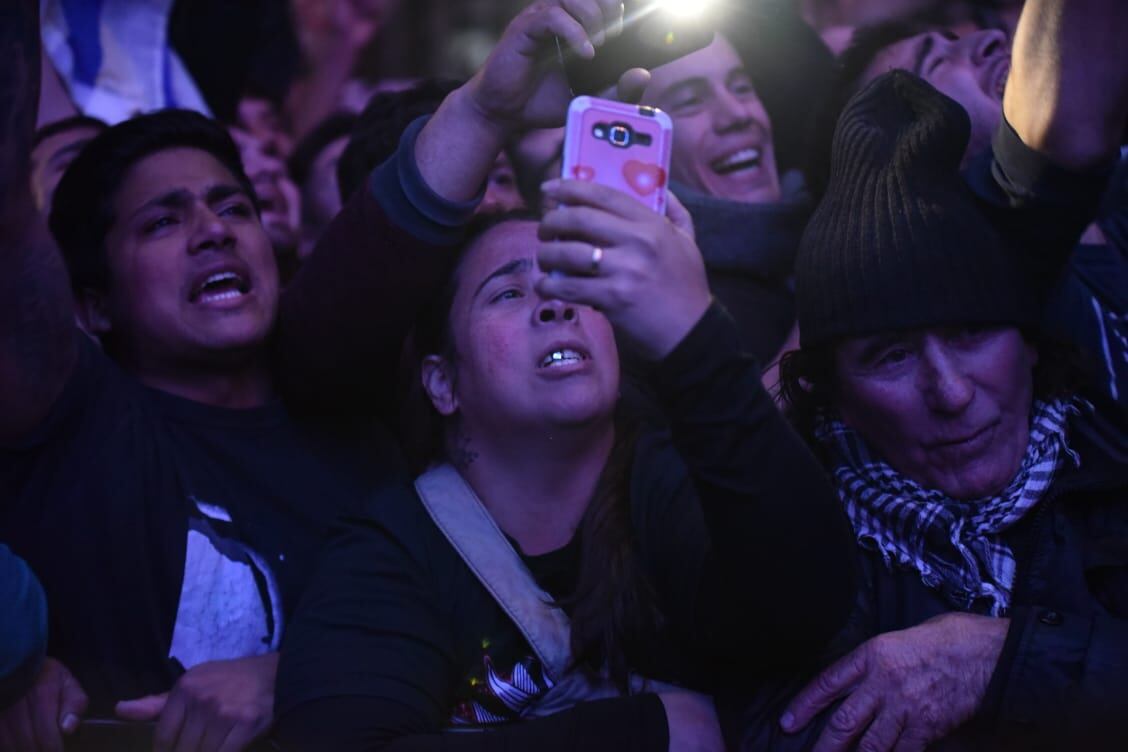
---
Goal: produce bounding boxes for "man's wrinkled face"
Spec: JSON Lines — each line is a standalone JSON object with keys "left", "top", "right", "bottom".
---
{"left": 97, "top": 148, "right": 279, "bottom": 365}
{"left": 833, "top": 325, "right": 1037, "bottom": 500}
{"left": 30, "top": 126, "right": 102, "bottom": 214}
{"left": 862, "top": 29, "right": 1010, "bottom": 161}
{"left": 642, "top": 34, "right": 780, "bottom": 204}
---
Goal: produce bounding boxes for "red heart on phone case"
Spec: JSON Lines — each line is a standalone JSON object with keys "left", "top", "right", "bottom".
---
{"left": 572, "top": 165, "right": 595, "bottom": 181}
{"left": 622, "top": 160, "right": 667, "bottom": 196}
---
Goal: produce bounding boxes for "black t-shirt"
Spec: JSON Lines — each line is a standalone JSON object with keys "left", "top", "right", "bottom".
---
{"left": 0, "top": 334, "right": 404, "bottom": 713}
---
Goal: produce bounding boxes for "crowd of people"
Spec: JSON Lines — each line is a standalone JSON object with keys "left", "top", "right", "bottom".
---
{"left": 2, "top": 0, "right": 1126, "bottom": 750}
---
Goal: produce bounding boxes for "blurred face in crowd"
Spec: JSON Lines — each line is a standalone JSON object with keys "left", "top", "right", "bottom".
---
{"left": 833, "top": 325, "right": 1037, "bottom": 500}
{"left": 423, "top": 221, "right": 619, "bottom": 438}
{"left": 861, "top": 29, "right": 1010, "bottom": 160}
{"left": 642, "top": 34, "right": 781, "bottom": 204}
{"left": 236, "top": 96, "right": 294, "bottom": 158}
{"left": 89, "top": 147, "right": 279, "bottom": 366}
{"left": 30, "top": 123, "right": 103, "bottom": 214}
{"left": 303, "top": 134, "right": 349, "bottom": 232}
{"left": 230, "top": 126, "right": 301, "bottom": 263}
{"left": 480, "top": 152, "right": 526, "bottom": 215}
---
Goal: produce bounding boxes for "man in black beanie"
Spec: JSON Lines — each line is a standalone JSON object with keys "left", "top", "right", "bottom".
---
{"left": 726, "top": 70, "right": 1128, "bottom": 752}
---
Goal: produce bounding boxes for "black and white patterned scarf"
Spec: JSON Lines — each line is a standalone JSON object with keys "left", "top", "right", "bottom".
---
{"left": 815, "top": 399, "right": 1081, "bottom": 615}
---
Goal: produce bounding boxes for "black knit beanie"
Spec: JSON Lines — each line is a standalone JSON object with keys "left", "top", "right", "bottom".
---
{"left": 795, "top": 70, "right": 1038, "bottom": 349}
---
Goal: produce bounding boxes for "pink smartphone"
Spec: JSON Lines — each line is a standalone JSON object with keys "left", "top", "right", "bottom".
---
{"left": 560, "top": 96, "right": 674, "bottom": 214}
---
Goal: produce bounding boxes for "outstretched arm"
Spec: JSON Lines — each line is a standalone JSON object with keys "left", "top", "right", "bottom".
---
{"left": 0, "top": 0, "right": 77, "bottom": 445}
{"left": 1004, "top": 0, "right": 1128, "bottom": 170}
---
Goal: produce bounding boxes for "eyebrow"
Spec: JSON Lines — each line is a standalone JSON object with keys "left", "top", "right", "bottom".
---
{"left": 474, "top": 258, "right": 532, "bottom": 298}
{"left": 856, "top": 334, "right": 908, "bottom": 363}
{"left": 128, "top": 183, "right": 249, "bottom": 222}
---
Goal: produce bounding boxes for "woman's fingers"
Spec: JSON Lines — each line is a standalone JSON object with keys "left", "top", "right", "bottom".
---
{"left": 666, "top": 190, "right": 695, "bottom": 238}
{"left": 538, "top": 204, "right": 638, "bottom": 247}
{"left": 537, "top": 240, "right": 617, "bottom": 277}
{"left": 541, "top": 177, "right": 656, "bottom": 219}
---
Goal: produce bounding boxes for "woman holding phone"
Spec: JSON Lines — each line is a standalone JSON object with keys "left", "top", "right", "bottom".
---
{"left": 274, "top": 2, "right": 856, "bottom": 749}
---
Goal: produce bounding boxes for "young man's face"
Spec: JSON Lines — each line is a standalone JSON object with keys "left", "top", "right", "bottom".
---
{"left": 862, "top": 29, "right": 1010, "bottom": 161}
{"left": 642, "top": 34, "right": 780, "bottom": 204}
{"left": 30, "top": 125, "right": 103, "bottom": 214}
{"left": 95, "top": 147, "right": 280, "bottom": 366}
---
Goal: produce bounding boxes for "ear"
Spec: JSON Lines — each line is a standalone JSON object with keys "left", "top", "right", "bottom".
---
{"left": 74, "top": 288, "right": 112, "bottom": 336}
{"left": 421, "top": 355, "right": 459, "bottom": 416}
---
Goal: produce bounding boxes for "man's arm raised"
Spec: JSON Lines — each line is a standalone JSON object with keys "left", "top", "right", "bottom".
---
{"left": 1004, "top": 0, "right": 1128, "bottom": 170}
{"left": 0, "top": 0, "right": 77, "bottom": 445}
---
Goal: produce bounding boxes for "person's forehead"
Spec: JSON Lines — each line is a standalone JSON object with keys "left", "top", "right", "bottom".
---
{"left": 645, "top": 34, "right": 742, "bottom": 95}
{"left": 114, "top": 147, "right": 240, "bottom": 210}
{"left": 460, "top": 222, "right": 538, "bottom": 283}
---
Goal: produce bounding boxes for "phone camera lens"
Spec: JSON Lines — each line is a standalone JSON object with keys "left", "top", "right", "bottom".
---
{"left": 609, "top": 124, "right": 631, "bottom": 147}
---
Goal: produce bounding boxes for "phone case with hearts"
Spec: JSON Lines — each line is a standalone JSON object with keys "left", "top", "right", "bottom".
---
{"left": 561, "top": 96, "right": 674, "bottom": 215}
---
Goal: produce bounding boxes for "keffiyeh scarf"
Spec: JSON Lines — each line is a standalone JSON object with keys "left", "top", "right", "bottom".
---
{"left": 815, "top": 399, "right": 1081, "bottom": 616}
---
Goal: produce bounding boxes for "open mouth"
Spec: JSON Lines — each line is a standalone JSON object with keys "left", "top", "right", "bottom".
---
{"left": 190, "top": 270, "right": 252, "bottom": 304}
{"left": 538, "top": 347, "right": 590, "bottom": 369}
{"left": 991, "top": 59, "right": 1010, "bottom": 101}
{"left": 711, "top": 147, "right": 762, "bottom": 176}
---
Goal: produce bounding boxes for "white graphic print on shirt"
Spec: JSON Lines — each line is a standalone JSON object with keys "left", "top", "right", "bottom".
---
{"left": 168, "top": 498, "right": 283, "bottom": 668}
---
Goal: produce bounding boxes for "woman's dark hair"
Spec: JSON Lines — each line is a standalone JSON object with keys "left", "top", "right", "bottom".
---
{"left": 48, "top": 109, "right": 256, "bottom": 296}
{"left": 399, "top": 212, "right": 661, "bottom": 685}
{"left": 779, "top": 328, "right": 1092, "bottom": 440}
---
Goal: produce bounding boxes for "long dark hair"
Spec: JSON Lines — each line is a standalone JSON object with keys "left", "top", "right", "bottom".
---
{"left": 399, "top": 212, "right": 661, "bottom": 686}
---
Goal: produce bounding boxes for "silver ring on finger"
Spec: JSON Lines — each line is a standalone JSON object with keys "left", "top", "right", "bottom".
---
{"left": 590, "top": 245, "right": 604, "bottom": 275}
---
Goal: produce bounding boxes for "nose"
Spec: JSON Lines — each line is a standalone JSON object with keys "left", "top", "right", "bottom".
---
{"left": 534, "top": 297, "right": 578, "bottom": 325}
{"left": 919, "top": 339, "right": 974, "bottom": 414}
{"left": 965, "top": 29, "right": 1007, "bottom": 67}
{"left": 712, "top": 88, "right": 756, "bottom": 134}
{"left": 189, "top": 205, "right": 235, "bottom": 255}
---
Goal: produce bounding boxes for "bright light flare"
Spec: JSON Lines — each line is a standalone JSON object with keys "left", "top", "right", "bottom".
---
{"left": 654, "top": 0, "right": 715, "bottom": 20}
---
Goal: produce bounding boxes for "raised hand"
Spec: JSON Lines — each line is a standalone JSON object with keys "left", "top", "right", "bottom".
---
{"left": 781, "top": 612, "right": 1008, "bottom": 752}
{"left": 536, "top": 179, "right": 711, "bottom": 360}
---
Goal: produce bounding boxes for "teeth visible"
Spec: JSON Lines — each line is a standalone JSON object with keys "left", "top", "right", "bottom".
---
{"left": 199, "top": 289, "right": 243, "bottom": 302}
{"left": 541, "top": 349, "right": 584, "bottom": 368}
{"left": 205, "top": 272, "right": 239, "bottom": 286}
{"left": 712, "top": 148, "right": 761, "bottom": 173}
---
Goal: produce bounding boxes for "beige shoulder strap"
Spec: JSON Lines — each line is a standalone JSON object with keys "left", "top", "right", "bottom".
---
{"left": 414, "top": 463, "right": 573, "bottom": 681}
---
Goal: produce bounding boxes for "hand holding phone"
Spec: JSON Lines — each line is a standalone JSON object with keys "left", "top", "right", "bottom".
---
{"left": 560, "top": 96, "right": 673, "bottom": 214}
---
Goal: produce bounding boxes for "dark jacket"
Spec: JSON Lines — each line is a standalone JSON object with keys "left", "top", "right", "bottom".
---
{"left": 725, "top": 402, "right": 1128, "bottom": 751}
